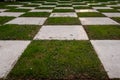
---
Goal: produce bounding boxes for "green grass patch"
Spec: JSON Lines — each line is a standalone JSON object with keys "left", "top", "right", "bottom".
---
{"left": 7, "top": 40, "right": 108, "bottom": 80}
{"left": 0, "top": 16, "right": 15, "bottom": 25}
{"left": 44, "top": 17, "right": 81, "bottom": 25}
{"left": 111, "top": 6, "right": 120, "bottom": 9}
{"left": 53, "top": 9, "right": 75, "bottom": 12}
{"left": 84, "top": 25, "right": 120, "bottom": 40}
{"left": 74, "top": 6, "right": 92, "bottom": 9}
{"left": 21, "top": 12, "right": 50, "bottom": 17}
{"left": 97, "top": 9, "right": 120, "bottom": 12}
{"left": 77, "top": 12, "right": 105, "bottom": 17}
{"left": 36, "top": 7, "right": 54, "bottom": 9}
{"left": 5, "top": 9, "right": 30, "bottom": 12}
{"left": 0, "top": 24, "right": 40, "bottom": 40}
{"left": 111, "top": 17, "right": 120, "bottom": 23}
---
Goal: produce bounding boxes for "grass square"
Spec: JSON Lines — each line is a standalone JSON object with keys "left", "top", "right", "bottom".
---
{"left": 97, "top": 9, "right": 120, "bottom": 12}
{"left": 111, "top": 17, "right": 120, "bottom": 23}
{"left": 36, "top": 7, "right": 54, "bottom": 9}
{"left": 5, "top": 9, "right": 30, "bottom": 12}
{"left": 21, "top": 12, "right": 50, "bottom": 17}
{"left": 53, "top": 9, "right": 75, "bottom": 12}
{"left": 111, "top": 6, "right": 120, "bottom": 9}
{"left": 44, "top": 17, "right": 81, "bottom": 25}
{"left": 0, "top": 16, "right": 15, "bottom": 25}
{"left": 7, "top": 40, "right": 108, "bottom": 80}
{"left": 77, "top": 12, "right": 106, "bottom": 17}
{"left": 0, "top": 24, "right": 40, "bottom": 40}
{"left": 84, "top": 25, "right": 120, "bottom": 39}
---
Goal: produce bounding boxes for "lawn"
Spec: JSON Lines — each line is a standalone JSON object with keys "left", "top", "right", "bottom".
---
{"left": 7, "top": 40, "right": 108, "bottom": 80}
{"left": 111, "top": 17, "right": 120, "bottom": 23}
{"left": 21, "top": 12, "right": 50, "bottom": 17}
{"left": 53, "top": 9, "right": 75, "bottom": 12}
{"left": 84, "top": 25, "right": 120, "bottom": 40}
{"left": 5, "top": 9, "right": 30, "bottom": 12}
{"left": 0, "top": 25, "right": 40, "bottom": 40}
{"left": 77, "top": 12, "right": 106, "bottom": 17}
{"left": 44, "top": 17, "right": 81, "bottom": 25}
{"left": 0, "top": 16, "right": 15, "bottom": 25}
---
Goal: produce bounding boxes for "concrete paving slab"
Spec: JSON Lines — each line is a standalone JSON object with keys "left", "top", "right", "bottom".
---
{"left": 91, "top": 40, "right": 120, "bottom": 79}
{"left": 102, "top": 13, "right": 120, "bottom": 17}
{"left": 92, "top": 7, "right": 112, "bottom": 9}
{"left": 55, "top": 7, "right": 73, "bottom": 9}
{"left": 0, "top": 12, "right": 24, "bottom": 17}
{"left": 34, "top": 25, "right": 88, "bottom": 40}
{"left": 0, "top": 9, "right": 8, "bottom": 12}
{"left": 75, "top": 9, "right": 98, "bottom": 12}
{"left": 6, "top": 17, "right": 47, "bottom": 25}
{"left": 50, "top": 13, "right": 77, "bottom": 17}
{"left": 7, "top": 5, "right": 23, "bottom": 7}
{"left": 17, "top": 7, "right": 35, "bottom": 9}
{"left": 0, "top": 40, "right": 30, "bottom": 78}
{"left": 79, "top": 17, "right": 119, "bottom": 25}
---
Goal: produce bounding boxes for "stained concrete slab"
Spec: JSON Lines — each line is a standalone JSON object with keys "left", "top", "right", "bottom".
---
{"left": 102, "top": 13, "right": 120, "bottom": 17}
{"left": 0, "top": 12, "right": 24, "bottom": 17}
{"left": 17, "top": 7, "right": 35, "bottom": 9}
{"left": 7, "top": 5, "right": 23, "bottom": 7}
{"left": 87, "top": 3, "right": 102, "bottom": 5}
{"left": 0, "top": 9, "right": 8, "bottom": 12}
{"left": 73, "top": 5, "right": 89, "bottom": 7}
{"left": 0, "top": 40, "right": 30, "bottom": 78}
{"left": 107, "top": 5, "right": 120, "bottom": 7}
{"left": 55, "top": 7, "right": 73, "bottom": 9}
{"left": 91, "top": 40, "right": 120, "bottom": 79}
{"left": 75, "top": 9, "right": 98, "bottom": 12}
{"left": 40, "top": 5, "right": 56, "bottom": 7}
{"left": 79, "top": 17, "right": 119, "bottom": 25}
{"left": 34, "top": 25, "right": 88, "bottom": 40}
{"left": 92, "top": 7, "right": 112, "bottom": 9}
{"left": 30, "top": 9, "right": 53, "bottom": 12}
{"left": 6, "top": 17, "right": 47, "bottom": 25}
{"left": 50, "top": 13, "right": 77, "bottom": 17}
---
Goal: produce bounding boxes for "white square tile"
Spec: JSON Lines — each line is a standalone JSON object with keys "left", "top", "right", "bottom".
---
{"left": 7, "top": 5, "right": 23, "bottom": 7}
{"left": 92, "top": 7, "right": 112, "bottom": 9}
{"left": 91, "top": 40, "right": 120, "bottom": 79}
{"left": 40, "top": 5, "right": 56, "bottom": 7}
{"left": 102, "top": 13, "right": 120, "bottom": 17}
{"left": 0, "top": 40, "right": 30, "bottom": 78}
{"left": 34, "top": 25, "right": 88, "bottom": 40}
{"left": 107, "top": 5, "right": 120, "bottom": 7}
{"left": 73, "top": 5, "right": 89, "bottom": 7}
{"left": 55, "top": 7, "right": 73, "bottom": 9}
{"left": 50, "top": 13, "right": 77, "bottom": 17}
{"left": 79, "top": 17, "right": 119, "bottom": 25}
{"left": 0, "top": 9, "right": 8, "bottom": 12}
{"left": 6, "top": 17, "right": 47, "bottom": 25}
{"left": 17, "top": 7, "right": 35, "bottom": 9}
{"left": 0, "top": 12, "right": 24, "bottom": 17}
{"left": 87, "top": 3, "right": 102, "bottom": 5}
{"left": 75, "top": 9, "right": 98, "bottom": 12}
{"left": 30, "top": 9, "right": 52, "bottom": 12}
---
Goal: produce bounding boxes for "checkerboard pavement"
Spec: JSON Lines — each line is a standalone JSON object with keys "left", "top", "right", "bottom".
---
{"left": 0, "top": 0, "right": 120, "bottom": 79}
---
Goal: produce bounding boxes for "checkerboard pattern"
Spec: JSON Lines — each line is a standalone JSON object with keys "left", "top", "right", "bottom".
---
{"left": 0, "top": 0, "right": 120, "bottom": 79}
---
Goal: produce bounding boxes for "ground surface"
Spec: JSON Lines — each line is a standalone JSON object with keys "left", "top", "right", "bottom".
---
{"left": 0, "top": 0, "right": 120, "bottom": 80}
